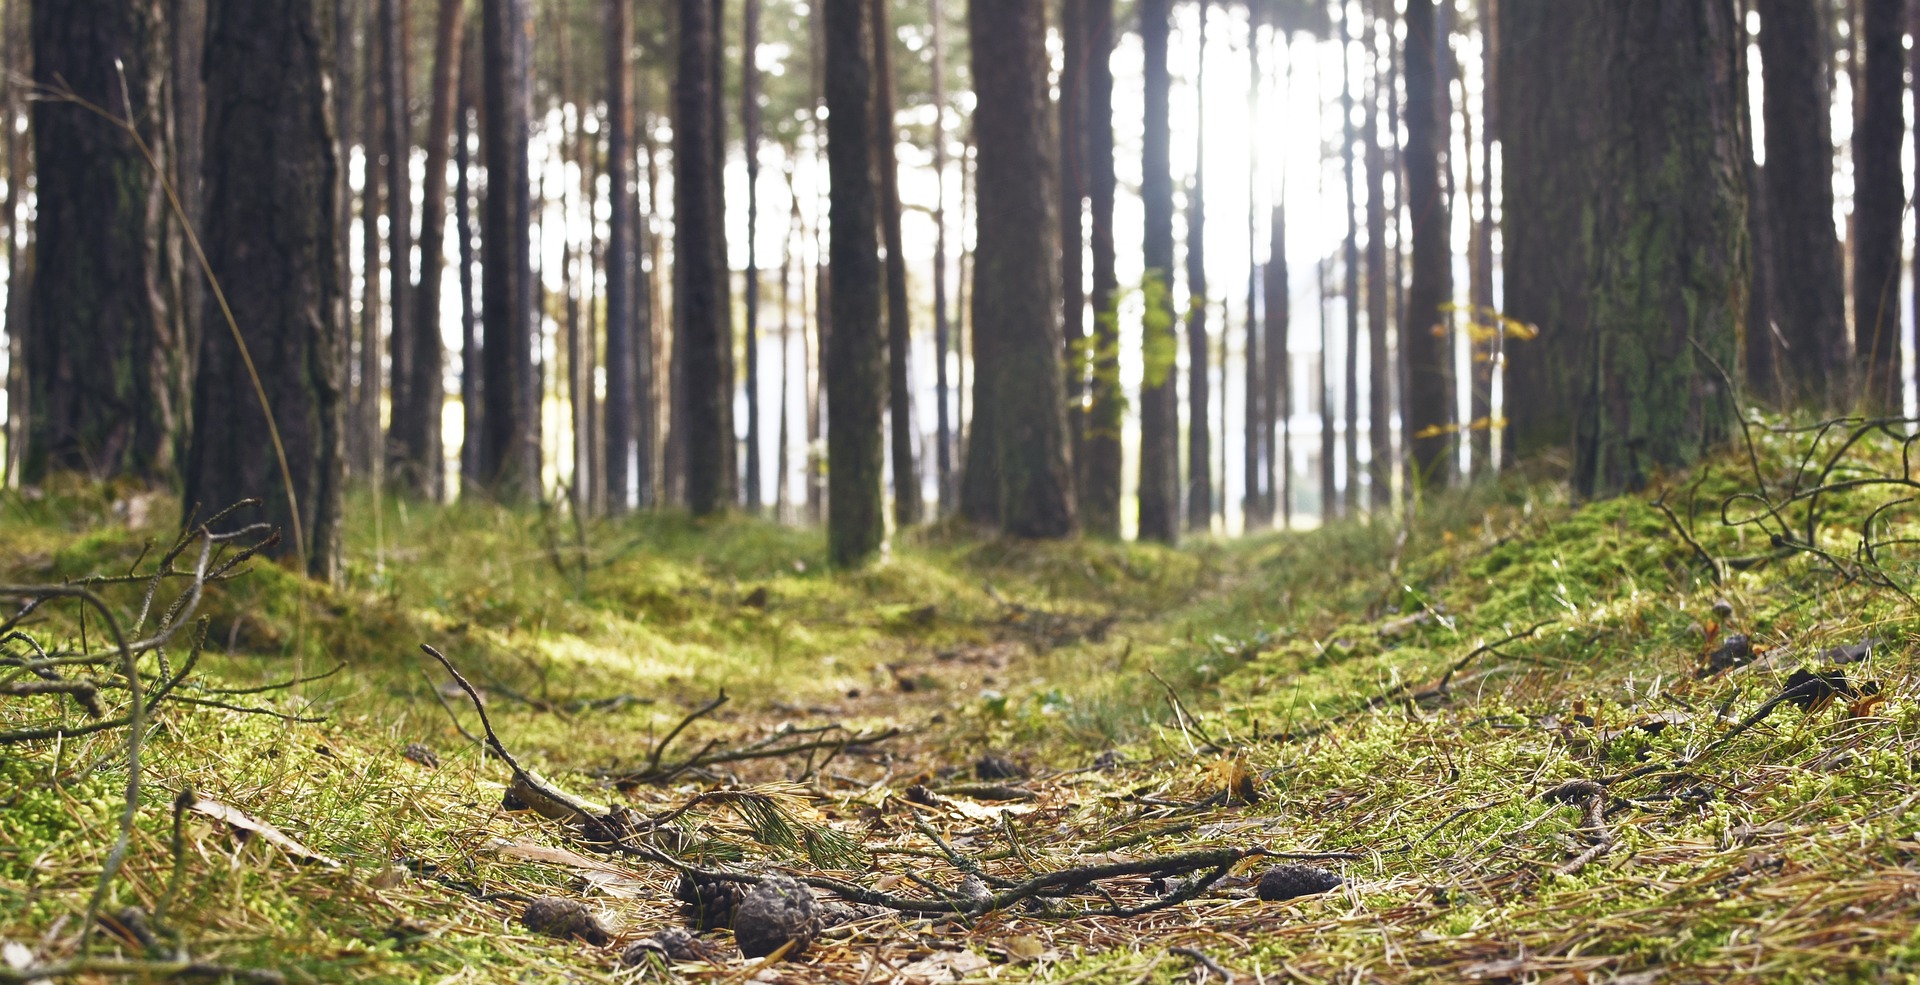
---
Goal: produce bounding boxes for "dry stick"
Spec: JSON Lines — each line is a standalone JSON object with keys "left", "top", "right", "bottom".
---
{"left": 1169, "top": 946, "right": 1237, "bottom": 985}
{"left": 643, "top": 690, "right": 729, "bottom": 776}
{"left": 1652, "top": 495, "right": 1725, "bottom": 584}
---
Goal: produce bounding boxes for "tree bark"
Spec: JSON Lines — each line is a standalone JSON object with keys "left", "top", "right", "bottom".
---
{"left": 872, "top": 0, "right": 918, "bottom": 525}
{"left": 189, "top": 0, "right": 344, "bottom": 579}
{"left": 675, "top": 0, "right": 733, "bottom": 515}
{"left": 1080, "top": 0, "right": 1122, "bottom": 537}
{"left": 1574, "top": 0, "right": 1747, "bottom": 497}
{"left": 1, "top": 0, "right": 29, "bottom": 487}
{"left": 456, "top": 35, "right": 481, "bottom": 492}
{"left": 1363, "top": 3, "right": 1391, "bottom": 507}
{"left": 972, "top": 0, "right": 1077, "bottom": 538}
{"left": 1061, "top": 0, "right": 1088, "bottom": 492}
{"left": 1137, "top": 0, "right": 1179, "bottom": 544}
{"left": 824, "top": 0, "right": 885, "bottom": 563}
{"left": 398, "top": 0, "right": 462, "bottom": 500}
{"left": 1403, "top": 0, "right": 1452, "bottom": 492}
{"left": 381, "top": 0, "right": 417, "bottom": 486}
{"left": 1855, "top": 0, "right": 1903, "bottom": 409}
{"left": 1185, "top": 0, "right": 1212, "bottom": 533}
{"left": 479, "top": 0, "right": 538, "bottom": 500}
{"left": 26, "top": 0, "right": 173, "bottom": 484}
{"left": 604, "top": 0, "right": 635, "bottom": 512}
{"left": 358, "top": 9, "right": 384, "bottom": 482}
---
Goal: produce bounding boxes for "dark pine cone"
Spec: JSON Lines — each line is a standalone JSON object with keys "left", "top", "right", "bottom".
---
{"left": 520, "top": 897, "right": 612, "bottom": 946}
{"left": 732, "top": 875, "right": 821, "bottom": 960}
{"left": 674, "top": 872, "right": 748, "bottom": 931}
{"left": 620, "top": 926, "right": 721, "bottom": 966}
{"left": 975, "top": 753, "right": 1026, "bottom": 780}
{"left": 1255, "top": 863, "right": 1343, "bottom": 902}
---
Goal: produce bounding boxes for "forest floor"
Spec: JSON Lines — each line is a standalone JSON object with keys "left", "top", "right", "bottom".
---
{"left": 5, "top": 418, "right": 1920, "bottom": 984}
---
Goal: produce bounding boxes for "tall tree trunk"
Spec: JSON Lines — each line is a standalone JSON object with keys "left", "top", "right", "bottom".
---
{"left": 1340, "top": 0, "right": 1361, "bottom": 509}
{"left": 1756, "top": 0, "right": 1844, "bottom": 406}
{"left": 1081, "top": 0, "right": 1122, "bottom": 537}
{"left": 26, "top": 0, "right": 173, "bottom": 484}
{"left": 1266, "top": 203, "right": 1290, "bottom": 528}
{"left": 1243, "top": 18, "right": 1266, "bottom": 529}
{"left": 1061, "top": 0, "right": 1087, "bottom": 490}
{"left": 359, "top": 10, "right": 385, "bottom": 483}
{"left": 381, "top": 0, "right": 417, "bottom": 484}
{"left": 1403, "top": 0, "right": 1452, "bottom": 491}
{"left": 637, "top": 80, "right": 659, "bottom": 508}
{"left": 1, "top": 0, "right": 30, "bottom": 487}
{"left": 1499, "top": 1, "right": 1600, "bottom": 462}
{"left": 1855, "top": 0, "right": 1903, "bottom": 409}
{"left": 1740, "top": 0, "right": 1778, "bottom": 405}
{"left": 824, "top": 0, "right": 885, "bottom": 562}
{"left": 190, "top": 0, "right": 344, "bottom": 579}
{"left": 1574, "top": 0, "right": 1747, "bottom": 497}
{"left": 172, "top": 0, "right": 207, "bottom": 422}
{"left": 1320, "top": 256, "right": 1336, "bottom": 520}
{"left": 479, "top": 0, "right": 538, "bottom": 500}
{"left": 399, "top": 0, "right": 463, "bottom": 501}
{"left": 1470, "top": 0, "right": 1496, "bottom": 474}
{"left": 1137, "top": 0, "right": 1179, "bottom": 544}
{"left": 676, "top": 0, "right": 732, "bottom": 515}
{"left": 1185, "top": 0, "right": 1212, "bottom": 533}
{"left": 972, "top": 0, "right": 1077, "bottom": 537}
{"left": 604, "top": 0, "right": 635, "bottom": 512}
{"left": 743, "top": 0, "right": 764, "bottom": 513}
{"left": 872, "top": 0, "right": 919, "bottom": 525}
{"left": 777, "top": 180, "right": 798, "bottom": 519}
{"left": 456, "top": 37, "right": 481, "bottom": 492}
{"left": 1364, "top": 3, "right": 1391, "bottom": 507}
{"left": 932, "top": 0, "right": 954, "bottom": 513}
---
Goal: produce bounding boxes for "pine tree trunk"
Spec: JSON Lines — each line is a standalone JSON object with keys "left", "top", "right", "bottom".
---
{"left": 1364, "top": 3, "right": 1392, "bottom": 507}
{"left": 1, "top": 0, "right": 29, "bottom": 487}
{"left": 1185, "top": 0, "right": 1212, "bottom": 533}
{"left": 872, "top": 0, "right": 918, "bottom": 525}
{"left": 603, "top": 0, "right": 635, "bottom": 512}
{"left": 1403, "top": 0, "right": 1453, "bottom": 492}
{"left": 26, "top": 0, "right": 173, "bottom": 484}
{"left": 479, "top": 0, "right": 538, "bottom": 500}
{"left": 398, "top": 0, "right": 462, "bottom": 501}
{"left": 675, "top": 0, "right": 732, "bottom": 515}
{"left": 1137, "top": 0, "right": 1179, "bottom": 544}
{"left": 1574, "top": 0, "right": 1748, "bottom": 497}
{"left": 973, "top": 0, "right": 1077, "bottom": 538}
{"left": 743, "top": 0, "right": 764, "bottom": 513}
{"left": 1855, "top": 0, "right": 1903, "bottom": 408}
{"left": 1243, "top": 19, "right": 1266, "bottom": 529}
{"left": 189, "top": 0, "right": 344, "bottom": 579}
{"left": 1266, "top": 204, "right": 1289, "bottom": 527}
{"left": 931, "top": 0, "right": 954, "bottom": 513}
{"left": 381, "top": 0, "right": 416, "bottom": 486}
{"left": 456, "top": 37, "right": 480, "bottom": 491}
{"left": 1340, "top": 0, "right": 1362, "bottom": 509}
{"left": 1081, "top": 0, "right": 1122, "bottom": 537}
{"left": 1061, "top": 0, "right": 1087, "bottom": 489}
{"left": 824, "top": 0, "right": 885, "bottom": 562}
{"left": 359, "top": 12, "right": 385, "bottom": 483}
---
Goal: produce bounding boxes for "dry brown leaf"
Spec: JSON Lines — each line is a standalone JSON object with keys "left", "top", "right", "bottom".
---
{"left": 189, "top": 797, "right": 340, "bottom": 868}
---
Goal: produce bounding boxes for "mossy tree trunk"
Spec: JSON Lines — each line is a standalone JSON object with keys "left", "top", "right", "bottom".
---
{"left": 824, "top": 0, "right": 885, "bottom": 564}
{"left": 1136, "top": 0, "right": 1179, "bottom": 544}
{"left": 972, "top": 0, "right": 1077, "bottom": 538}
{"left": 1853, "top": 0, "right": 1903, "bottom": 410}
{"left": 1080, "top": 0, "right": 1123, "bottom": 538}
{"left": 1572, "top": 0, "right": 1748, "bottom": 498}
{"left": 1756, "top": 0, "right": 1846, "bottom": 407}
{"left": 26, "top": 0, "right": 175, "bottom": 484}
{"left": 188, "top": 0, "right": 345, "bottom": 580}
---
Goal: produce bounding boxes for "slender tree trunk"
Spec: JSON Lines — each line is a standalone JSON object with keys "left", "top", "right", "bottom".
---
{"left": 1403, "top": 0, "right": 1453, "bottom": 492}
{"left": 824, "top": 0, "right": 885, "bottom": 562}
{"left": 872, "top": 0, "right": 918, "bottom": 525}
{"left": 190, "top": 0, "right": 344, "bottom": 579}
{"left": 1, "top": 0, "right": 29, "bottom": 487}
{"left": 676, "top": 0, "right": 732, "bottom": 515}
{"left": 1061, "top": 0, "right": 1088, "bottom": 487}
{"left": 744, "top": 0, "right": 764, "bottom": 513}
{"left": 173, "top": 0, "right": 207, "bottom": 419}
{"left": 1266, "top": 204, "right": 1289, "bottom": 528}
{"left": 1856, "top": 0, "right": 1903, "bottom": 409}
{"left": 777, "top": 180, "right": 798, "bottom": 519}
{"left": 1185, "top": 0, "right": 1212, "bottom": 533}
{"left": 26, "top": 0, "right": 173, "bottom": 484}
{"left": 359, "top": 11, "right": 385, "bottom": 483}
{"left": 381, "top": 0, "right": 416, "bottom": 483}
{"left": 1739, "top": 1, "right": 1778, "bottom": 405}
{"left": 1364, "top": 3, "right": 1391, "bottom": 507}
{"left": 1320, "top": 257, "right": 1336, "bottom": 520}
{"left": 456, "top": 36, "right": 480, "bottom": 491}
{"left": 1340, "top": 0, "right": 1361, "bottom": 510}
{"left": 1081, "top": 0, "right": 1122, "bottom": 537}
{"left": 578, "top": 107, "right": 599, "bottom": 515}
{"left": 1471, "top": 0, "right": 1497, "bottom": 474}
{"left": 604, "top": 0, "right": 635, "bottom": 512}
{"left": 479, "top": 0, "right": 538, "bottom": 500}
{"left": 972, "top": 0, "right": 1077, "bottom": 538}
{"left": 1137, "top": 0, "right": 1179, "bottom": 544}
{"left": 1243, "top": 19, "right": 1265, "bottom": 529}
{"left": 1574, "top": 0, "right": 1748, "bottom": 497}
{"left": 397, "top": 0, "right": 462, "bottom": 501}
{"left": 932, "top": 0, "right": 954, "bottom": 512}
{"left": 637, "top": 83, "right": 659, "bottom": 507}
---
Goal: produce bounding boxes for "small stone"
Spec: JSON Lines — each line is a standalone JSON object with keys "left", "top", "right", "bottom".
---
{"left": 732, "top": 875, "right": 820, "bottom": 960}
{"left": 975, "top": 753, "right": 1025, "bottom": 780}
{"left": 402, "top": 743, "right": 440, "bottom": 769}
{"left": 520, "top": 897, "right": 611, "bottom": 946}
{"left": 1255, "top": 864, "right": 1342, "bottom": 902}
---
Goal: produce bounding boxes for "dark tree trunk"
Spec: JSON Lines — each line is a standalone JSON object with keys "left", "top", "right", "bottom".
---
{"left": 1081, "top": 0, "right": 1122, "bottom": 537}
{"left": 1403, "top": 0, "right": 1453, "bottom": 492}
{"left": 1855, "top": 0, "right": 1903, "bottom": 409}
{"left": 397, "top": 0, "right": 462, "bottom": 500}
{"left": 1740, "top": 2, "right": 1778, "bottom": 404}
{"left": 172, "top": 0, "right": 207, "bottom": 414}
{"left": 381, "top": 0, "right": 416, "bottom": 485}
{"left": 743, "top": 0, "right": 764, "bottom": 513}
{"left": 479, "top": 0, "right": 538, "bottom": 499}
{"left": 26, "top": 0, "right": 173, "bottom": 483}
{"left": 637, "top": 79, "right": 659, "bottom": 508}
{"left": 1185, "top": 0, "right": 1211, "bottom": 533}
{"left": 1499, "top": 0, "right": 1602, "bottom": 462}
{"left": 2, "top": 0, "right": 29, "bottom": 487}
{"left": 1266, "top": 204, "right": 1290, "bottom": 527}
{"left": 1469, "top": 0, "right": 1496, "bottom": 476}
{"left": 1320, "top": 257, "right": 1336, "bottom": 521}
{"left": 1340, "top": 0, "right": 1361, "bottom": 508}
{"left": 1364, "top": 3, "right": 1391, "bottom": 507}
{"left": 1137, "top": 0, "right": 1179, "bottom": 544}
{"left": 1061, "top": 0, "right": 1087, "bottom": 488}
{"left": 872, "top": 0, "right": 918, "bottom": 525}
{"left": 358, "top": 9, "right": 384, "bottom": 482}
{"left": 1574, "top": 0, "right": 1748, "bottom": 497}
{"left": 971, "top": 0, "right": 1077, "bottom": 538}
{"left": 676, "top": 0, "right": 732, "bottom": 515}
{"left": 189, "top": 0, "right": 344, "bottom": 579}
{"left": 1754, "top": 0, "right": 1844, "bottom": 405}
{"left": 1243, "top": 20, "right": 1266, "bottom": 529}
{"left": 932, "top": 0, "right": 954, "bottom": 512}
{"left": 824, "top": 0, "right": 885, "bottom": 562}
{"left": 604, "top": 0, "right": 635, "bottom": 512}
{"left": 456, "top": 38, "right": 481, "bottom": 492}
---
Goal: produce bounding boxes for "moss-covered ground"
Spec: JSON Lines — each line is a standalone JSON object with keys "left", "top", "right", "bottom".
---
{"left": 5, "top": 417, "right": 1920, "bottom": 983}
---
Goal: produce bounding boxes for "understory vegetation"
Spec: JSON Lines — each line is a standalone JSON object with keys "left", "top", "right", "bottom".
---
{"left": 5, "top": 416, "right": 1920, "bottom": 984}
